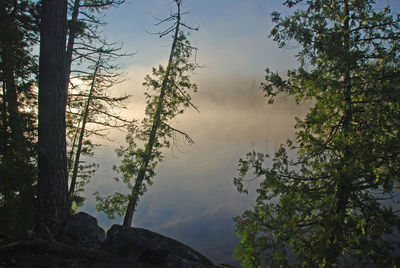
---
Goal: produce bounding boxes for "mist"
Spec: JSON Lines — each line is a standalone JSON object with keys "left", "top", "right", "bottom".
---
{"left": 80, "top": 71, "right": 309, "bottom": 265}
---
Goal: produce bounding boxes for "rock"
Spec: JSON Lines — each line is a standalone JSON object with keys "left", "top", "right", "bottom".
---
{"left": 2, "top": 215, "right": 217, "bottom": 268}
{"left": 56, "top": 212, "right": 106, "bottom": 247}
{"left": 102, "top": 224, "right": 215, "bottom": 267}
{"left": 139, "top": 248, "right": 170, "bottom": 264}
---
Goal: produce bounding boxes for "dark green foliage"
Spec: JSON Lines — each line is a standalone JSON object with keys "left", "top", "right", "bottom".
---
{"left": 0, "top": 0, "right": 39, "bottom": 239}
{"left": 234, "top": 0, "right": 400, "bottom": 266}
{"left": 0, "top": 0, "right": 127, "bottom": 236}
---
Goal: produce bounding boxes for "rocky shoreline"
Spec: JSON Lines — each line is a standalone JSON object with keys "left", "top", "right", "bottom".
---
{"left": 0, "top": 212, "right": 237, "bottom": 268}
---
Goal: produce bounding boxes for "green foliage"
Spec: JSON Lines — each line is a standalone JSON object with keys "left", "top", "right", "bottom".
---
{"left": 94, "top": 191, "right": 129, "bottom": 219}
{"left": 0, "top": 0, "right": 127, "bottom": 233}
{"left": 234, "top": 0, "right": 400, "bottom": 266}
{"left": 0, "top": 0, "right": 39, "bottom": 239}
{"left": 95, "top": 27, "right": 198, "bottom": 221}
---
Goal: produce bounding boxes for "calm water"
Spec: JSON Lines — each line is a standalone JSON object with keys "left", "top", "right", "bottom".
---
{"left": 81, "top": 74, "right": 308, "bottom": 266}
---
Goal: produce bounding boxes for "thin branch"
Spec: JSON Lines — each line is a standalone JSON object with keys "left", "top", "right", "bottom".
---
{"left": 169, "top": 80, "right": 200, "bottom": 112}
{"left": 162, "top": 122, "right": 194, "bottom": 144}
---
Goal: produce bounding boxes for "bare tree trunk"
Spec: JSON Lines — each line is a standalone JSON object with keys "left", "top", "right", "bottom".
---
{"left": 2, "top": 59, "right": 23, "bottom": 150}
{"left": 0, "top": 84, "right": 7, "bottom": 159}
{"left": 38, "top": 0, "right": 69, "bottom": 233}
{"left": 67, "top": 125, "right": 80, "bottom": 173}
{"left": 0, "top": 1, "right": 25, "bottom": 156}
{"left": 65, "top": 0, "right": 80, "bottom": 85}
{"left": 65, "top": 0, "right": 81, "bottom": 175}
{"left": 69, "top": 53, "right": 101, "bottom": 206}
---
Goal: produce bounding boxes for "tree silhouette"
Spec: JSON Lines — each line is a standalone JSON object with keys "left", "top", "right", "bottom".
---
{"left": 95, "top": 0, "right": 200, "bottom": 227}
{"left": 234, "top": 0, "right": 400, "bottom": 266}
{"left": 38, "top": 0, "right": 69, "bottom": 233}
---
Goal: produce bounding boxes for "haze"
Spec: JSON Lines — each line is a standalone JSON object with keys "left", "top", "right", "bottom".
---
{"left": 79, "top": 0, "right": 399, "bottom": 265}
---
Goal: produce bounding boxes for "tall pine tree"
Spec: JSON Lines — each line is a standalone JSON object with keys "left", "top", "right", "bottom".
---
{"left": 95, "top": 0, "right": 199, "bottom": 227}
{"left": 234, "top": 0, "right": 400, "bottom": 266}
{"left": 0, "top": 0, "right": 39, "bottom": 239}
{"left": 38, "top": 0, "right": 69, "bottom": 233}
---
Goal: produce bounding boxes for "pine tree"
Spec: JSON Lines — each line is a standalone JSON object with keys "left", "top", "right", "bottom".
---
{"left": 38, "top": 0, "right": 69, "bottom": 233}
{"left": 233, "top": 0, "right": 400, "bottom": 266}
{"left": 95, "top": 0, "right": 199, "bottom": 227}
{"left": 64, "top": 0, "right": 131, "bottom": 211}
{"left": 67, "top": 48, "right": 130, "bottom": 211}
{"left": 0, "top": 0, "right": 39, "bottom": 238}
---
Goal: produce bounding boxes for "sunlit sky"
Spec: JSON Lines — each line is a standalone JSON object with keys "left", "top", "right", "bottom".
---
{"left": 79, "top": 0, "right": 400, "bottom": 266}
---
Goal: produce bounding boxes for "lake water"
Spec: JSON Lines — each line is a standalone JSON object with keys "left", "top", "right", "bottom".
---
{"left": 81, "top": 74, "right": 309, "bottom": 266}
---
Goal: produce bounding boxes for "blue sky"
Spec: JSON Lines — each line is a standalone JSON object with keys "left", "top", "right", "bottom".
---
{"left": 79, "top": 0, "right": 400, "bottom": 266}
{"left": 103, "top": 0, "right": 299, "bottom": 74}
{"left": 102, "top": 0, "right": 400, "bottom": 75}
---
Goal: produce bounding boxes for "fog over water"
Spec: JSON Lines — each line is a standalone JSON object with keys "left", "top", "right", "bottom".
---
{"left": 73, "top": 0, "right": 317, "bottom": 265}
{"left": 72, "top": 0, "right": 400, "bottom": 265}
{"left": 80, "top": 70, "right": 309, "bottom": 265}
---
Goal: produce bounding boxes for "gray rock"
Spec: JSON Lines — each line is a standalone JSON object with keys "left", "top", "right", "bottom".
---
{"left": 56, "top": 212, "right": 106, "bottom": 247}
{"left": 3, "top": 215, "right": 217, "bottom": 268}
{"left": 102, "top": 224, "right": 215, "bottom": 267}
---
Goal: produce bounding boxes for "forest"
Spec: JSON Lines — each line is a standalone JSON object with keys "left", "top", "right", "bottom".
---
{"left": 0, "top": 0, "right": 400, "bottom": 267}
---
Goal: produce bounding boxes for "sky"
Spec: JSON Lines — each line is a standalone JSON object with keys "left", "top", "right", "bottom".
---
{"left": 78, "top": 0, "right": 400, "bottom": 266}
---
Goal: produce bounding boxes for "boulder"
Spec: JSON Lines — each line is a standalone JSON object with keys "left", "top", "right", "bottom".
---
{"left": 56, "top": 212, "right": 106, "bottom": 247}
{"left": 1, "top": 215, "right": 217, "bottom": 268}
{"left": 102, "top": 224, "right": 215, "bottom": 267}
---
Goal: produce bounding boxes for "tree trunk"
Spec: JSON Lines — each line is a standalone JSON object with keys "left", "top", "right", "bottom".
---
{"left": 38, "top": 0, "right": 69, "bottom": 233}
{"left": 69, "top": 53, "right": 101, "bottom": 207}
{"left": 0, "top": 0, "right": 25, "bottom": 156}
{"left": 122, "top": 2, "right": 182, "bottom": 228}
{"left": 65, "top": 0, "right": 81, "bottom": 174}
{"left": 330, "top": 1, "right": 352, "bottom": 264}
{"left": 65, "top": 0, "right": 81, "bottom": 85}
{"left": 0, "top": 84, "right": 7, "bottom": 159}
